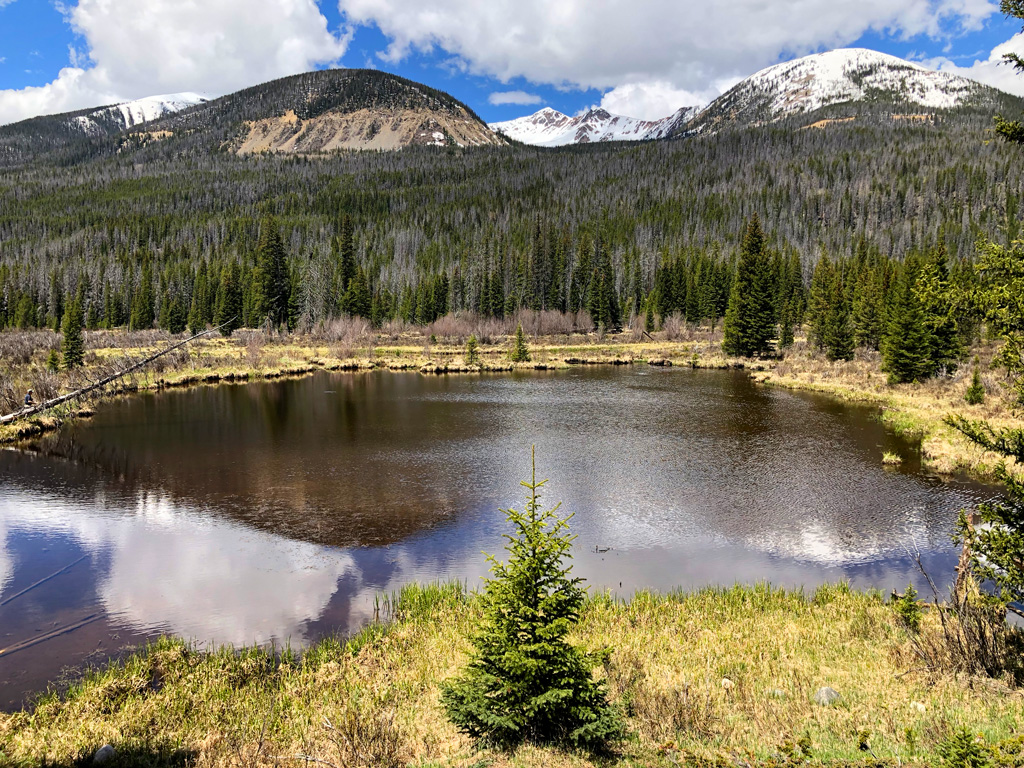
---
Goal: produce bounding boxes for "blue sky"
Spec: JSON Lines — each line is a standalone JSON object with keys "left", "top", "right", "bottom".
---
{"left": 1, "top": 0, "right": 1023, "bottom": 126}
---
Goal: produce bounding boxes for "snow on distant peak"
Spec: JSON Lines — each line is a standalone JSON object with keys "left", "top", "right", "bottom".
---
{"left": 113, "top": 93, "right": 209, "bottom": 127}
{"left": 490, "top": 104, "right": 699, "bottom": 147}
{"left": 68, "top": 92, "right": 209, "bottom": 135}
{"left": 737, "top": 47, "right": 983, "bottom": 115}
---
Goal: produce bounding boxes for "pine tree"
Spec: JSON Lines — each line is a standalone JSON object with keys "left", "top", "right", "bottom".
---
{"left": 130, "top": 261, "right": 155, "bottom": 330}
{"left": 965, "top": 358, "right": 986, "bottom": 405}
{"left": 214, "top": 263, "right": 242, "bottom": 336}
{"left": 337, "top": 214, "right": 357, "bottom": 293}
{"left": 252, "top": 217, "right": 290, "bottom": 328}
{"left": 722, "top": 217, "right": 776, "bottom": 358}
{"left": 341, "top": 266, "right": 371, "bottom": 318}
{"left": 188, "top": 262, "right": 210, "bottom": 335}
{"left": 916, "top": 247, "right": 963, "bottom": 375}
{"left": 807, "top": 255, "right": 836, "bottom": 350}
{"left": 465, "top": 334, "right": 480, "bottom": 365}
{"left": 61, "top": 298, "right": 84, "bottom": 369}
{"left": 821, "top": 276, "right": 855, "bottom": 361}
{"left": 779, "top": 300, "right": 795, "bottom": 349}
{"left": 510, "top": 323, "right": 531, "bottom": 363}
{"left": 441, "top": 450, "right": 624, "bottom": 751}
{"left": 852, "top": 264, "right": 885, "bottom": 350}
{"left": 882, "top": 266, "right": 932, "bottom": 384}
{"left": 973, "top": 238, "right": 1024, "bottom": 399}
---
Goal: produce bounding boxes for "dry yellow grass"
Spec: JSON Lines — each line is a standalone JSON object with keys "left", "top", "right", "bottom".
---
{"left": 2, "top": 583, "right": 1023, "bottom": 767}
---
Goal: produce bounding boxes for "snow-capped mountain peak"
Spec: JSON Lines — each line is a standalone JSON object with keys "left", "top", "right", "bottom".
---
{"left": 741, "top": 48, "right": 981, "bottom": 114}
{"left": 684, "top": 47, "right": 995, "bottom": 134}
{"left": 490, "top": 104, "right": 699, "bottom": 147}
{"left": 71, "top": 92, "right": 209, "bottom": 135}
{"left": 113, "top": 93, "right": 210, "bottom": 127}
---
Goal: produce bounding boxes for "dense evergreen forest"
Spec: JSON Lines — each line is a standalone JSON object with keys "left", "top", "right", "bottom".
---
{"left": 0, "top": 107, "right": 1021, "bottom": 360}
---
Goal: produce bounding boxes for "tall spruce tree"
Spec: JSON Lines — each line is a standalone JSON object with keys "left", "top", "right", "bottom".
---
{"left": 60, "top": 297, "right": 84, "bottom": 369}
{"left": 974, "top": 238, "right": 1024, "bottom": 400}
{"left": 214, "top": 263, "right": 242, "bottom": 336}
{"left": 881, "top": 265, "right": 932, "bottom": 384}
{"left": 341, "top": 266, "right": 371, "bottom": 318}
{"left": 252, "top": 217, "right": 290, "bottom": 328}
{"left": 129, "top": 260, "right": 154, "bottom": 330}
{"left": 916, "top": 247, "right": 964, "bottom": 375}
{"left": 441, "top": 450, "right": 623, "bottom": 751}
{"left": 821, "top": 272, "right": 855, "bottom": 361}
{"left": 723, "top": 216, "right": 776, "bottom": 357}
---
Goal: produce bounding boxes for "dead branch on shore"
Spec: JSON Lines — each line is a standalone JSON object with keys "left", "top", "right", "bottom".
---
{"left": 0, "top": 323, "right": 229, "bottom": 426}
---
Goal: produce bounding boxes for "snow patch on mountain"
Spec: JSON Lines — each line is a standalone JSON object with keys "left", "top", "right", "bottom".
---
{"left": 697, "top": 48, "right": 988, "bottom": 131}
{"left": 490, "top": 105, "right": 699, "bottom": 147}
{"left": 71, "top": 93, "right": 209, "bottom": 134}
{"left": 114, "top": 93, "right": 209, "bottom": 126}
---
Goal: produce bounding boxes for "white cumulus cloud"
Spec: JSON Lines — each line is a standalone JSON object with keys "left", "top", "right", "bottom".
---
{"left": 339, "top": 0, "right": 1001, "bottom": 113}
{"left": 0, "top": 0, "right": 351, "bottom": 126}
{"left": 916, "top": 31, "right": 1024, "bottom": 96}
{"left": 488, "top": 90, "right": 543, "bottom": 106}
{"left": 598, "top": 80, "right": 727, "bottom": 120}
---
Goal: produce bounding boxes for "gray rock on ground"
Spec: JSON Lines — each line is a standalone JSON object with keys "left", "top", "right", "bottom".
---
{"left": 94, "top": 744, "right": 115, "bottom": 764}
{"left": 813, "top": 686, "right": 841, "bottom": 706}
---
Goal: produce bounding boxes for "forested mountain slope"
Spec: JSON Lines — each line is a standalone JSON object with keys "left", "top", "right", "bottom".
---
{"left": 0, "top": 94, "right": 206, "bottom": 167}
{"left": 1, "top": 102, "right": 1022, "bottom": 333}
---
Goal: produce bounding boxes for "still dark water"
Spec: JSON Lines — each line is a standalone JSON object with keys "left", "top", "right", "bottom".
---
{"left": 0, "top": 367, "right": 995, "bottom": 709}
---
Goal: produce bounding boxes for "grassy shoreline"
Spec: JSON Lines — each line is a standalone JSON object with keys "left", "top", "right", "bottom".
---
{"left": 2, "top": 582, "right": 1023, "bottom": 767}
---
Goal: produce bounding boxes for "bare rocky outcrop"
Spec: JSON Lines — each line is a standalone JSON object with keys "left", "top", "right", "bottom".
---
{"left": 229, "top": 106, "right": 503, "bottom": 155}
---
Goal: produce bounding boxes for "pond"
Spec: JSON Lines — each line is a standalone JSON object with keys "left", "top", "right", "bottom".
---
{"left": 0, "top": 366, "right": 994, "bottom": 709}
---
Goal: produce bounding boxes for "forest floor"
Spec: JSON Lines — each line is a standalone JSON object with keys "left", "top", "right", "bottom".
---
{"left": 3, "top": 582, "right": 1024, "bottom": 767}
{"left": 0, "top": 324, "right": 1019, "bottom": 481}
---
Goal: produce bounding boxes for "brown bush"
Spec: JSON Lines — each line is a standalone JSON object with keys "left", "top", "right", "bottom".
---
{"left": 30, "top": 370, "right": 61, "bottom": 402}
{"left": 86, "top": 329, "right": 172, "bottom": 350}
{"left": 316, "top": 316, "right": 372, "bottom": 344}
{"left": 574, "top": 309, "right": 595, "bottom": 335}
{"left": 0, "top": 330, "right": 55, "bottom": 367}
{"left": 0, "top": 375, "right": 20, "bottom": 412}
{"left": 662, "top": 312, "right": 685, "bottom": 341}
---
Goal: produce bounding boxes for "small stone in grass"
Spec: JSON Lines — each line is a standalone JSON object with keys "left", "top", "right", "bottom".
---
{"left": 94, "top": 744, "right": 115, "bottom": 764}
{"left": 813, "top": 687, "right": 841, "bottom": 706}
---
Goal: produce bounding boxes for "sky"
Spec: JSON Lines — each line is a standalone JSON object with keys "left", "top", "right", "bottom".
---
{"left": 1, "top": 0, "right": 1024, "bottom": 127}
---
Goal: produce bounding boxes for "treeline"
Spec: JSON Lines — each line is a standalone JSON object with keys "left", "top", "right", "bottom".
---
{"left": 0, "top": 208, "right": 996, "bottom": 393}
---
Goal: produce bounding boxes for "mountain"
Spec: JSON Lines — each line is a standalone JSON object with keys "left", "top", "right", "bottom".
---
{"left": 71, "top": 93, "right": 209, "bottom": 135}
{"left": 490, "top": 105, "right": 699, "bottom": 146}
{"left": 682, "top": 48, "right": 1013, "bottom": 134}
{"left": 0, "top": 92, "right": 207, "bottom": 166}
{"left": 147, "top": 69, "right": 505, "bottom": 154}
